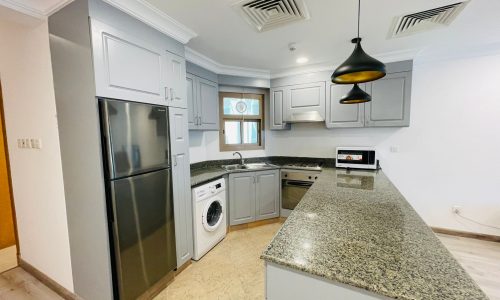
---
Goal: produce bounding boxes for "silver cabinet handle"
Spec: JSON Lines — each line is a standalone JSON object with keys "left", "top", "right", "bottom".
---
{"left": 197, "top": 116, "right": 202, "bottom": 126}
{"left": 173, "top": 155, "right": 178, "bottom": 166}
{"left": 165, "top": 87, "right": 169, "bottom": 100}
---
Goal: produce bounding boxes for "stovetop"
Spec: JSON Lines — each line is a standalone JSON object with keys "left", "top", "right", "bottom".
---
{"left": 281, "top": 163, "right": 323, "bottom": 171}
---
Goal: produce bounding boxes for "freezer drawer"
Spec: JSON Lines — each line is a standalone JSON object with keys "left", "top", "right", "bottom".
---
{"left": 110, "top": 168, "right": 175, "bottom": 300}
{"left": 101, "top": 99, "right": 170, "bottom": 179}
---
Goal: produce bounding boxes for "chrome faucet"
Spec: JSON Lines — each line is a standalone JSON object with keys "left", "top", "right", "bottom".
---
{"left": 233, "top": 152, "right": 244, "bottom": 165}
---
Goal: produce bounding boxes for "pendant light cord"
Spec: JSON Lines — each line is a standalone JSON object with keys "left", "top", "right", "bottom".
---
{"left": 357, "top": 0, "right": 361, "bottom": 39}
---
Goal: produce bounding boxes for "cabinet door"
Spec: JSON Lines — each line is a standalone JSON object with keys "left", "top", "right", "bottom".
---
{"left": 165, "top": 51, "right": 187, "bottom": 108}
{"left": 229, "top": 172, "right": 256, "bottom": 225}
{"left": 169, "top": 108, "right": 193, "bottom": 267}
{"left": 255, "top": 170, "right": 279, "bottom": 221}
{"left": 326, "top": 83, "right": 365, "bottom": 128}
{"left": 186, "top": 74, "right": 198, "bottom": 129}
{"left": 270, "top": 88, "right": 290, "bottom": 130}
{"left": 197, "top": 78, "right": 219, "bottom": 130}
{"left": 365, "top": 71, "right": 412, "bottom": 127}
{"left": 285, "top": 82, "right": 326, "bottom": 122}
{"left": 91, "top": 19, "right": 166, "bottom": 105}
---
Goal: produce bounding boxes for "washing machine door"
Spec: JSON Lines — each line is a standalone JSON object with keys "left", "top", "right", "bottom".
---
{"left": 202, "top": 198, "right": 224, "bottom": 232}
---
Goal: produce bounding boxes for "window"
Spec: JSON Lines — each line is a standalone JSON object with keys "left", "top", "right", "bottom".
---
{"left": 219, "top": 92, "right": 264, "bottom": 151}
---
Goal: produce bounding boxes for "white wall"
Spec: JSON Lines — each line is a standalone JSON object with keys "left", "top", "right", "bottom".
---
{"left": 0, "top": 8, "right": 73, "bottom": 291}
{"left": 265, "top": 50, "right": 500, "bottom": 236}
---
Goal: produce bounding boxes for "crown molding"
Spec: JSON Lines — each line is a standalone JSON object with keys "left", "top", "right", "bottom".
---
{"left": 185, "top": 47, "right": 271, "bottom": 79}
{"left": 0, "top": 0, "right": 63, "bottom": 19}
{"left": 0, "top": 0, "right": 197, "bottom": 44}
{"left": 101, "top": 0, "right": 197, "bottom": 44}
{"left": 271, "top": 48, "right": 420, "bottom": 79}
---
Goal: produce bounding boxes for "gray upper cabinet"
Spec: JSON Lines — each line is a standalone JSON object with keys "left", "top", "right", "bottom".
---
{"left": 186, "top": 73, "right": 197, "bottom": 128}
{"left": 187, "top": 73, "right": 219, "bottom": 130}
{"left": 198, "top": 78, "right": 219, "bottom": 129}
{"left": 364, "top": 71, "right": 412, "bottom": 127}
{"left": 229, "top": 169, "right": 280, "bottom": 225}
{"left": 326, "top": 84, "right": 365, "bottom": 128}
{"left": 91, "top": 18, "right": 166, "bottom": 105}
{"left": 255, "top": 170, "right": 280, "bottom": 220}
{"left": 270, "top": 87, "right": 290, "bottom": 130}
{"left": 285, "top": 82, "right": 326, "bottom": 122}
{"left": 165, "top": 51, "right": 187, "bottom": 108}
{"left": 325, "top": 61, "right": 412, "bottom": 128}
{"left": 229, "top": 172, "right": 256, "bottom": 225}
{"left": 169, "top": 107, "right": 193, "bottom": 268}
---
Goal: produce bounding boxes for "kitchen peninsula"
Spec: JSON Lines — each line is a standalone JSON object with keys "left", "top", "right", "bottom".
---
{"left": 261, "top": 169, "right": 488, "bottom": 300}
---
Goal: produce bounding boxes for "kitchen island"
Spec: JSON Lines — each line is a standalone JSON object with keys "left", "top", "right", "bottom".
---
{"left": 261, "top": 168, "right": 488, "bottom": 300}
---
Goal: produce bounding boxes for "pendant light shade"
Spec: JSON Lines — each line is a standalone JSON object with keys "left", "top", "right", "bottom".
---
{"left": 339, "top": 84, "right": 371, "bottom": 104}
{"left": 332, "top": 38, "right": 386, "bottom": 84}
{"left": 331, "top": 0, "right": 386, "bottom": 84}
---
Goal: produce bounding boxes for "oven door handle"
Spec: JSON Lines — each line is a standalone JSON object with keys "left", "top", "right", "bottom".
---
{"left": 283, "top": 180, "right": 313, "bottom": 188}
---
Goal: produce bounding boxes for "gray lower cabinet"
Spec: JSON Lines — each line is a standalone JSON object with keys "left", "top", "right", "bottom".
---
{"left": 229, "top": 170, "right": 279, "bottom": 225}
{"left": 270, "top": 87, "right": 290, "bottom": 130}
{"left": 229, "top": 172, "right": 256, "bottom": 225}
{"left": 187, "top": 73, "right": 219, "bottom": 130}
{"left": 255, "top": 170, "right": 280, "bottom": 221}
{"left": 326, "top": 83, "right": 365, "bottom": 128}
{"left": 365, "top": 71, "right": 412, "bottom": 127}
{"left": 169, "top": 107, "right": 193, "bottom": 268}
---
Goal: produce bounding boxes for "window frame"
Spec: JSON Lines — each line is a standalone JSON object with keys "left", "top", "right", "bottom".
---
{"left": 219, "top": 92, "right": 265, "bottom": 152}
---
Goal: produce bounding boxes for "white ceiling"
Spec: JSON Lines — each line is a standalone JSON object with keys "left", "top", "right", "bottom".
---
{"left": 3, "top": 0, "right": 500, "bottom": 76}
{"left": 145, "top": 0, "right": 500, "bottom": 73}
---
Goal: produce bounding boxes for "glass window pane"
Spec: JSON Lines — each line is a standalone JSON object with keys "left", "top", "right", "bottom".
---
{"left": 243, "top": 121, "right": 259, "bottom": 144}
{"left": 224, "top": 121, "right": 241, "bottom": 145}
{"left": 223, "top": 97, "right": 260, "bottom": 116}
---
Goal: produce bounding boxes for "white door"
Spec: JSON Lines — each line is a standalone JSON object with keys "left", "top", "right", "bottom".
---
{"left": 91, "top": 19, "right": 166, "bottom": 105}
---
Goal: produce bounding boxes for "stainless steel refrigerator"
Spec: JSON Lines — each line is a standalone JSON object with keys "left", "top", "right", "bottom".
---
{"left": 99, "top": 99, "right": 176, "bottom": 300}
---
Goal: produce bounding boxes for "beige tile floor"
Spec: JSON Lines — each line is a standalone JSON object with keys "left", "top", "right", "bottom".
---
{"left": 1, "top": 225, "right": 499, "bottom": 300}
{"left": 155, "top": 223, "right": 283, "bottom": 300}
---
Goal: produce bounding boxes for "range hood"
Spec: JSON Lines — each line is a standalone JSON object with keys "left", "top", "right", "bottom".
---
{"left": 286, "top": 111, "right": 325, "bottom": 123}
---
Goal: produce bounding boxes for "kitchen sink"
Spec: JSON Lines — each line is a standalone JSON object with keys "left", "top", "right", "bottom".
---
{"left": 222, "top": 163, "right": 276, "bottom": 171}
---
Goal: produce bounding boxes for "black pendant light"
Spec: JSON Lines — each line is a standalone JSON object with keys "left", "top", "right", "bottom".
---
{"left": 339, "top": 84, "right": 371, "bottom": 104}
{"left": 332, "top": 0, "right": 386, "bottom": 84}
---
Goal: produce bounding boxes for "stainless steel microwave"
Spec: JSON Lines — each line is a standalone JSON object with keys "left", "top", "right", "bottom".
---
{"left": 336, "top": 147, "right": 378, "bottom": 170}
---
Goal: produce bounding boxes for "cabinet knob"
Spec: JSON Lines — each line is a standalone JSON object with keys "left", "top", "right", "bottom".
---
{"left": 308, "top": 176, "right": 312, "bottom": 179}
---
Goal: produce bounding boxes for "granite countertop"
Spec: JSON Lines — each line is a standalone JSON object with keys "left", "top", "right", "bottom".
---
{"left": 190, "top": 156, "right": 334, "bottom": 187}
{"left": 190, "top": 167, "right": 228, "bottom": 187}
{"left": 261, "top": 168, "right": 488, "bottom": 300}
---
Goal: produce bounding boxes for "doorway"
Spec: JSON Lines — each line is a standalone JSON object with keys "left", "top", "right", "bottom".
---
{"left": 0, "top": 82, "right": 18, "bottom": 273}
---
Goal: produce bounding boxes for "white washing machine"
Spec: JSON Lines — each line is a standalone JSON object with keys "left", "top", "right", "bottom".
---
{"left": 192, "top": 178, "right": 227, "bottom": 260}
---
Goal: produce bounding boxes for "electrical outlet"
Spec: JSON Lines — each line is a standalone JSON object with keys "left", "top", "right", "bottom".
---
{"left": 390, "top": 146, "right": 400, "bottom": 153}
{"left": 452, "top": 206, "right": 462, "bottom": 214}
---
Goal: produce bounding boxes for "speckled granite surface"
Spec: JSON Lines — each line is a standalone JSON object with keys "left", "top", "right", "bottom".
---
{"left": 261, "top": 168, "right": 488, "bottom": 300}
{"left": 190, "top": 167, "right": 228, "bottom": 187}
{"left": 190, "top": 156, "right": 335, "bottom": 187}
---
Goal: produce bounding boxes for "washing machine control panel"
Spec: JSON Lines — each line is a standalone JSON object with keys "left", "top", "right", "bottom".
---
{"left": 193, "top": 178, "right": 226, "bottom": 201}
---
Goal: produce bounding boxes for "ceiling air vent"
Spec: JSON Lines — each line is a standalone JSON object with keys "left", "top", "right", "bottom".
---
{"left": 233, "top": 0, "right": 310, "bottom": 32}
{"left": 389, "top": 1, "right": 469, "bottom": 38}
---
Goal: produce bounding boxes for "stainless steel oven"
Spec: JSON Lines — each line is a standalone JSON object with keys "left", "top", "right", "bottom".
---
{"left": 281, "top": 169, "right": 320, "bottom": 217}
